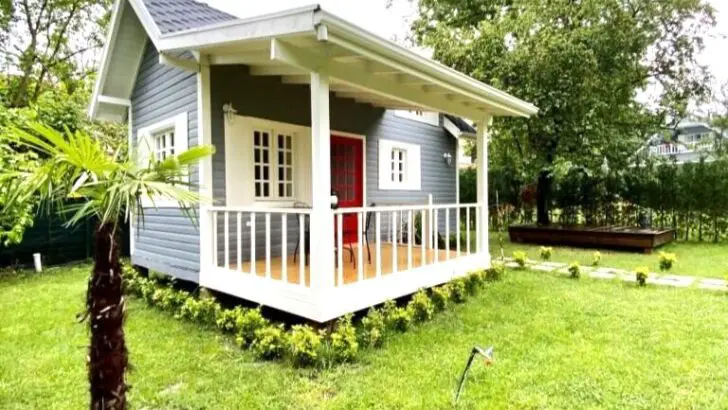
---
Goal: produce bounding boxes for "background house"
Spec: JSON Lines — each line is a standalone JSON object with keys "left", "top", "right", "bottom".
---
{"left": 644, "top": 120, "right": 725, "bottom": 163}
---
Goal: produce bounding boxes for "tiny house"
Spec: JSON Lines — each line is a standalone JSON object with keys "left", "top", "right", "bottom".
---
{"left": 89, "top": 0, "right": 538, "bottom": 322}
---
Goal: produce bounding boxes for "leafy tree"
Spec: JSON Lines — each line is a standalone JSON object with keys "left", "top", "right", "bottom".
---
{"left": 410, "top": 0, "right": 715, "bottom": 225}
{"left": 1, "top": 123, "right": 213, "bottom": 409}
{"left": 1, "top": 0, "right": 111, "bottom": 107}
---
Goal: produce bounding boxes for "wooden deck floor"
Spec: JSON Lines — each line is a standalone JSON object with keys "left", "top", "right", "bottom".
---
{"left": 223, "top": 244, "right": 460, "bottom": 286}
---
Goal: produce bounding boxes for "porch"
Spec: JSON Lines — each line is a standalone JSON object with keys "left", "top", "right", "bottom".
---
{"left": 203, "top": 203, "right": 488, "bottom": 322}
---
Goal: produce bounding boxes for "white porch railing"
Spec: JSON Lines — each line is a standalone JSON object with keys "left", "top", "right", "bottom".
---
{"left": 200, "top": 202, "right": 489, "bottom": 322}
{"left": 649, "top": 141, "right": 714, "bottom": 156}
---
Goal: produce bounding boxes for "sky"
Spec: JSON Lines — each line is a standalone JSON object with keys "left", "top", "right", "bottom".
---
{"left": 204, "top": 0, "right": 728, "bottom": 111}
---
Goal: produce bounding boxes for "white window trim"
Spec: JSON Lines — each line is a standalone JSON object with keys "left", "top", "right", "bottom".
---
{"left": 378, "top": 139, "right": 421, "bottom": 191}
{"left": 137, "top": 111, "right": 188, "bottom": 207}
{"left": 393, "top": 110, "right": 440, "bottom": 127}
{"left": 252, "top": 127, "right": 296, "bottom": 201}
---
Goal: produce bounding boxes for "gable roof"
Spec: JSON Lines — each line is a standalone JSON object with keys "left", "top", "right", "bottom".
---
{"left": 143, "top": 0, "right": 236, "bottom": 34}
{"left": 90, "top": 0, "right": 538, "bottom": 121}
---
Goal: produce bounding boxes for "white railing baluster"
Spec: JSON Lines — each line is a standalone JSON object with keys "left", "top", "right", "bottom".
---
{"left": 224, "top": 211, "right": 230, "bottom": 269}
{"left": 336, "top": 213, "right": 344, "bottom": 286}
{"left": 420, "top": 209, "right": 426, "bottom": 266}
{"left": 456, "top": 207, "right": 461, "bottom": 258}
{"left": 434, "top": 209, "right": 439, "bottom": 263}
{"left": 375, "top": 212, "right": 381, "bottom": 278}
{"left": 475, "top": 205, "right": 481, "bottom": 253}
{"left": 281, "top": 214, "right": 287, "bottom": 283}
{"left": 299, "top": 214, "right": 305, "bottom": 286}
{"left": 212, "top": 211, "right": 218, "bottom": 267}
{"left": 445, "top": 208, "right": 450, "bottom": 261}
{"left": 391, "top": 211, "right": 398, "bottom": 274}
{"left": 265, "top": 213, "right": 271, "bottom": 279}
{"left": 250, "top": 213, "right": 256, "bottom": 276}
{"left": 357, "top": 211, "right": 364, "bottom": 282}
{"left": 466, "top": 206, "right": 471, "bottom": 255}
{"left": 237, "top": 212, "right": 242, "bottom": 272}
{"left": 407, "top": 210, "right": 413, "bottom": 271}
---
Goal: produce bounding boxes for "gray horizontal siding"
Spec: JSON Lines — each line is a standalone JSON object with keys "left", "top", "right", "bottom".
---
{"left": 131, "top": 40, "right": 200, "bottom": 281}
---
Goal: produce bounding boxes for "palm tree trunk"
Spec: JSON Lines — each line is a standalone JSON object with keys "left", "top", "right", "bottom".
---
{"left": 87, "top": 222, "right": 128, "bottom": 410}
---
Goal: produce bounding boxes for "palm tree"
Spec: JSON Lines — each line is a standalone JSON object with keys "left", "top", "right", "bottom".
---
{"left": 2, "top": 123, "right": 213, "bottom": 410}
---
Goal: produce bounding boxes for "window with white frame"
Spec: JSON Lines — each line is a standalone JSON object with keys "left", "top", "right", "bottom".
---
{"left": 253, "top": 128, "right": 295, "bottom": 200}
{"left": 136, "top": 112, "right": 189, "bottom": 206}
{"left": 379, "top": 139, "right": 421, "bottom": 190}
{"left": 152, "top": 129, "right": 175, "bottom": 161}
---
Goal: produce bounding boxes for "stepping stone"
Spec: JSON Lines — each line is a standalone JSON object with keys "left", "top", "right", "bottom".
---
{"left": 589, "top": 270, "right": 617, "bottom": 280}
{"left": 541, "top": 261, "right": 567, "bottom": 268}
{"left": 698, "top": 279, "right": 727, "bottom": 291}
{"left": 504, "top": 262, "right": 522, "bottom": 269}
{"left": 651, "top": 275, "right": 695, "bottom": 288}
{"left": 532, "top": 264, "right": 558, "bottom": 272}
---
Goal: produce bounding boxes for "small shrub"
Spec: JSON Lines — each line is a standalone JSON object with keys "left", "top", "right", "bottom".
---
{"left": 635, "top": 266, "right": 649, "bottom": 286}
{"left": 408, "top": 290, "right": 435, "bottom": 322}
{"left": 658, "top": 252, "right": 677, "bottom": 271}
{"left": 485, "top": 263, "right": 505, "bottom": 282}
{"left": 177, "top": 297, "right": 220, "bottom": 325}
{"left": 327, "top": 314, "right": 359, "bottom": 363}
{"left": 359, "top": 308, "right": 386, "bottom": 348}
{"left": 539, "top": 246, "right": 553, "bottom": 261}
{"left": 450, "top": 278, "right": 467, "bottom": 303}
{"left": 251, "top": 324, "right": 287, "bottom": 360}
{"left": 288, "top": 325, "right": 323, "bottom": 367}
{"left": 513, "top": 251, "right": 527, "bottom": 268}
{"left": 430, "top": 285, "right": 451, "bottom": 311}
{"left": 568, "top": 262, "right": 581, "bottom": 279}
{"left": 592, "top": 251, "right": 602, "bottom": 267}
{"left": 385, "top": 305, "right": 412, "bottom": 332}
{"left": 235, "top": 307, "right": 269, "bottom": 346}
{"left": 216, "top": 306, "right": 244, "bottom": 332}
{"left": 464, "top": 272, "right": 483, "bottom": 295}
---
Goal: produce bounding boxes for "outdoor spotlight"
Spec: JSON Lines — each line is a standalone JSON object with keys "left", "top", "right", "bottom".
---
{"left": 455, "top": 345, "right": 494, "bottom": 403}
{"left": 330, "top": 191, "right": 339, "bottom": 210}
{"left": 443, "top": 152, "right": 453, "bottom": 167}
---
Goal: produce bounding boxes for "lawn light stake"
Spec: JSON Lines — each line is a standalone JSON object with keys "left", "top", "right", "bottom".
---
{"left": 454, "top": 345, "right": 494, "bottom": 404}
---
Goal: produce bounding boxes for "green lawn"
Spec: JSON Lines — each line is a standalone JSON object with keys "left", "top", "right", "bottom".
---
{"left": 490, "top": 232, "right": 728, "bottom": 279}
{"left": 2, "top": 263, "right": 728, "bottom": 409}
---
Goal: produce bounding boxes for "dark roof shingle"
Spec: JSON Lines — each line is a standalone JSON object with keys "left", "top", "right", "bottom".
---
{"left": 143, "top": 0, "right": 238, "bottom": 34}
{"left": 443, "top": 114, "right": 476, "bottom": 134}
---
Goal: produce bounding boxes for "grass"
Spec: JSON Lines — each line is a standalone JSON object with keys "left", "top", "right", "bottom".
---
{"left": 2, "top": 263, "right": 728, "bottom": 408}
{"left": 489, "top": 231, "right": 728, "bottom": 278}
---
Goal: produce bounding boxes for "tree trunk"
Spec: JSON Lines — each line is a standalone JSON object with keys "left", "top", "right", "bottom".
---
{"left": 536, "top": 170, "right": 551, "bottom": 226}
{"left": 87, "top": 222, "right": 128, "bottom": 410}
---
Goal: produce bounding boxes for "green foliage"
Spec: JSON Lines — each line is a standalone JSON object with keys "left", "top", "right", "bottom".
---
{"left": 539, "top": 247, "right": 553, "bottom": 261}
{"left": 513, "top": 251, "right": 527, "bottom": 268}
{"left": 235, "top": 307, "right": 269, "bottom": 347}
{"left": 327, "top": 314, "right": 359, "bottom": 363}
{"left": 450, "top": 279, "right": 468, "bottom": 303}
{"left": 465, "top": 271, "right": 486, "bottom": 293}
{"left": 485, "top": 264, "right": 505, "bottom": 282}
{"left": 177, "top": 297, "right": 221, "bottom": 325}
{"left": 288, "top": 325, "right": 323, "bottom": 367}
{"left": 658, "top": 252, "right": 677, "bottom": 271}
{"left": 382, "top": 301, "right": 412, "bottom": 332}
{"left": 568, "top": 262, "right": 581, "bottom": 279}
{"left": 408, "top": 290, "right": 435, "bottom": 322}
{"left": 359, "top": 308, "right": 386, "bottom": 348}
{"left": 592, "top": 251, "right": 602, "bottom": 267}
{"left": 413, "top": 0, "right": 715, "bottom": 225}
{"left": 430, "top": 285, "right": 452, "bottom": 311}
{"left": 216, "top": 306, "right": 245, "bottom": 333}
{"left": 251, "top": 325, "right": 287, "bottom": 360}
{"left": 635, "top": 267, "right": 650, "bottom": 286}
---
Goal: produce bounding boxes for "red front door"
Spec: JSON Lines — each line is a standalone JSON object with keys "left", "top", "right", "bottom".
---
{"left": 331, "top": 135, "right": 363, "bottom": 243}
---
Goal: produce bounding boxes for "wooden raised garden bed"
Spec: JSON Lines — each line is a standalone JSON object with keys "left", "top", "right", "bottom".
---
{"left": 508, "top": 224, "right": 676, "bottom": 254}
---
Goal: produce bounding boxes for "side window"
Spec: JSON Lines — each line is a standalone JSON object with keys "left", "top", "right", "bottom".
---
{"left": 378, "top": 139, "right": 421, "bottom": 191}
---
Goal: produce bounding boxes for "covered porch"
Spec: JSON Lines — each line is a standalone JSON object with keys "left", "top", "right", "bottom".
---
{"left": 190, "top": 7, "right": 537, "bottom": 322}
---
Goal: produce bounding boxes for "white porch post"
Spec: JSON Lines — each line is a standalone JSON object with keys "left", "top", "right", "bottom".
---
{"left": 309, "top": 72, "right": 335, "bottom": 299}
{"left": 198, "top": 59, "right": 214, "bottom": 278}
{"left": 476, "top": 116, "right": 492, "bottom": 260}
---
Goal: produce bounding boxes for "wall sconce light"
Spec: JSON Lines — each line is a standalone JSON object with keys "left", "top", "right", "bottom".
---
{"left": 443, "top": 152, "right": 454, "bottom": 167}
{"left": 223, "top": 103, "right": 237, "bottom": 123}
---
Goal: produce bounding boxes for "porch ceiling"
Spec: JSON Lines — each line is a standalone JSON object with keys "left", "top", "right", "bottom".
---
{"left": 160, "top": 7, "right": 538, "bottom": 120}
